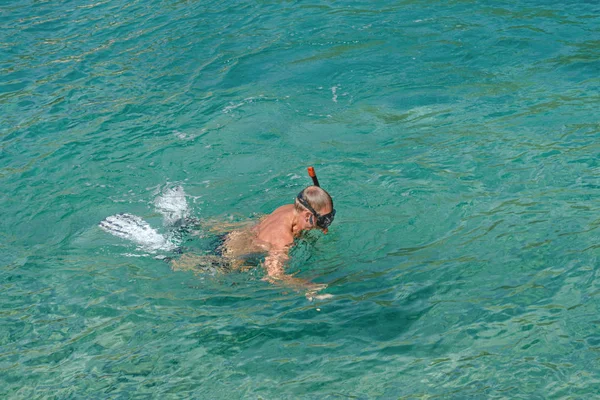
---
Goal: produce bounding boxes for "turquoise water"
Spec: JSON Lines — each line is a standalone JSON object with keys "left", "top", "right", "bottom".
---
{"left": 2, "top": 0, "right": 600, "bottom": 397}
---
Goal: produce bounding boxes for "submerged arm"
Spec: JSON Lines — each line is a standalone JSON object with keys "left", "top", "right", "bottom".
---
{"left": 263, "top": 246, "right": 327, "bottom": 297}
{"left": 263, "top": 246, "right": 290, "bottom": 278}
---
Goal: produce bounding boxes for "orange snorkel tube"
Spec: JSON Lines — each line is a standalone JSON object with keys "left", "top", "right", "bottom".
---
{"left": 307, "top": 166, "right": 320, "bottom": 187}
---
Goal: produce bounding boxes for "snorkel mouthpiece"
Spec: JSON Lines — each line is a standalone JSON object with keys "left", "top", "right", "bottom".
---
{"left": 307, "top": 166, "right": 320, "bottom": 187}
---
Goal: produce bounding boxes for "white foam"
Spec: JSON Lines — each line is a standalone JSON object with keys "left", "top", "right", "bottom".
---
{"left": 154, "top": 185, "right": 189, "bottom": 226}
{"left": 222, "top": 95, "right": 270, "bottom": 113}
{"left": 174, "top": 128, "right": 206, "bottom": 141}
{"left": 99, "top": 213, "right": 176, "bottom": 252}
{"left": 331, "top": 85, "right": 339, "bottom": 103}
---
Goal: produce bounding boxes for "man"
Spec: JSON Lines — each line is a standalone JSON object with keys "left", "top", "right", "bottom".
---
{"left": 172, "top": 185, "right": 335, "bottom": 294}
{"left": 224, "top": 185, "right": 334, "bottom": 280}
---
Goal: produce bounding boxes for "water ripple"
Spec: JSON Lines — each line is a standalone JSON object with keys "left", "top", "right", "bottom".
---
{"left": 2, "top": 0, "right": 600, "bottom": 397}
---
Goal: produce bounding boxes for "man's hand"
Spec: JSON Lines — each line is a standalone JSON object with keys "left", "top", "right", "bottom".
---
{"left": 305, "top": 283, "right": 334, "bottom": 301}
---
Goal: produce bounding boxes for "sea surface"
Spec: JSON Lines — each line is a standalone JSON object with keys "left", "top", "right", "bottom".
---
{"left": 2, "top": 0, "right": 600, "bottom": 398}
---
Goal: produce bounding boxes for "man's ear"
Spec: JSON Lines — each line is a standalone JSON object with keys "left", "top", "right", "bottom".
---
{"left": 303, "top": 211, "right": 312, "bottom": 223}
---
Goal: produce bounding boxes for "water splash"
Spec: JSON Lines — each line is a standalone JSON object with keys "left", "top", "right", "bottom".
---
{"left": 154, "top": 185, "right": 190, "bottom": 227}
{"left": 98, "top": 213, "right": 176, "bottom": 252}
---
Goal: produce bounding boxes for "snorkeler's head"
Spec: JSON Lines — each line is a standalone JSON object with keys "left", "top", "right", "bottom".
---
{"left": 295, "top": 186, "right": 335, "bottom": 230}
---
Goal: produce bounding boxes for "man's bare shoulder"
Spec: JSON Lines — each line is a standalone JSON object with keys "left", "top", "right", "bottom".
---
{"left": 268, "top": 233, "right": 294, "bottom": 250}
{"left": 269, "top": 204, "right": 295, "bottom": 215}
{"left": 254, "top": 204, "right": 295, "bottom": 248}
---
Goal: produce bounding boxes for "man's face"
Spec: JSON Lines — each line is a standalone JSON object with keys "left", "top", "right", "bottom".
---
{"left": 297, "top": 192, "right": 335, "bottom": 233}
{"left": 313, "top": 205, "right": 335, "bottom": 234}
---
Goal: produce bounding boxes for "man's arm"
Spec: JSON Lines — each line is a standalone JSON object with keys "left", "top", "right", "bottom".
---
{"left": 263, "top": 246, "right": 289, "bottom": 278}
{"left": 263, "top": 245, "right": 327, "bottom": 297}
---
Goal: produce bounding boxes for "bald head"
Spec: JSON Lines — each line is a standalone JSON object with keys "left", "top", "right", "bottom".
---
{"left": 295, "top": 186, "right": 333, "bottom": 214}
